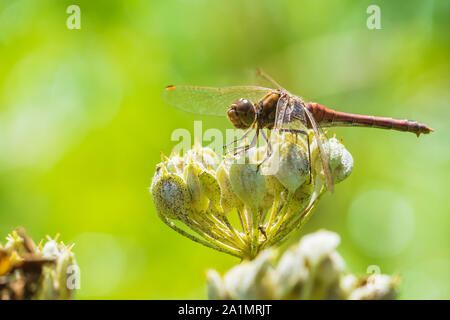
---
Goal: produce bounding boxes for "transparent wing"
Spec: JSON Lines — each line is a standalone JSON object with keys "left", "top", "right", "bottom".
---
{"left": 273, "top": 95, "right": 308, "bottom": 130}
{"left": 273, "top": 94, "right": 289, "bottom": 129}
{"left": 274, "top": 96, "right": 334, "bottom": 193}
{"left": 302, "top": 104, "right": 335, "bottom": 193}
{"left": 162, "top": 85, "right": 272, "bottom": 116}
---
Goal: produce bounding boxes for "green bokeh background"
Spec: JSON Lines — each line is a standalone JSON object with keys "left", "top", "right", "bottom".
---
{"left": 0, "top": 0, "right": 449, "bottom": 299}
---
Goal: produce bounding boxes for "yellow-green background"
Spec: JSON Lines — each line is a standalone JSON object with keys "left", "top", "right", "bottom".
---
{"left": 0, "top": 0, "right": 448, "bottom": 299}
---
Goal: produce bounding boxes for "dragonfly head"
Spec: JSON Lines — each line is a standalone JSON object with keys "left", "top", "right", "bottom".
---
{"left": 227, "top": 98, "right": 256, "bottom": 129}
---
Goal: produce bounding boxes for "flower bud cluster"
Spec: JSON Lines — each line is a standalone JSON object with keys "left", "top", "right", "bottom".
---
{"left": 0, "top": 228, "right": 78, "bottom": 300}
{"left": 207, "top": 230, "right": 398, "bottom": 300}
{"left": 151, "top": 131, "right": 353, "bottom": 259}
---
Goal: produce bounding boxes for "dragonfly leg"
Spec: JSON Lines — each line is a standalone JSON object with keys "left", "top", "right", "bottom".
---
{"left": 231, "top": 129, "right": 259, "bottom": 156}
{"left": 223, "top": 128, "right": 253, "bottom": 154}
{"left": 256, "top": 129, "right": 272, "bottom": 172}
{"left": 279, "top": 129, "right": 312, "bottom": 184}
{"left": 232, "top": 144, "right": 251, "bottom": 156}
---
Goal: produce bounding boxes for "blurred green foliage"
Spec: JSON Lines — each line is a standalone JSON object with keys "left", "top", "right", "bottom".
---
{"left": 0, "top": 0, "right": 448, "bottom": 299}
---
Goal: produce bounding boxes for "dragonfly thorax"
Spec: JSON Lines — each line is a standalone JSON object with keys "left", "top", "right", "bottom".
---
{"left": 257, "top": 91, "right": 279, "bottom": 129}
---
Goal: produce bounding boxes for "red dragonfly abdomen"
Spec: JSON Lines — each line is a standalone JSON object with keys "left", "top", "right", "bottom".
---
{"left": 307, "top": 103, "right": 434, "bottom": 137}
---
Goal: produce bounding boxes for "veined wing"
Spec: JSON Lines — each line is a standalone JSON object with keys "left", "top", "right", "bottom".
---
{"left": 162, "top": 85, "right": 272, "bottom": 116}
{"left": 302, "top": 104, "right": 334, "bottom": 193}
{"left": 274, "top": 96, "right": 334, "bottom": 193}
{"left": 274, "top": 94, "right": 289, "bottom": 129}
{"left": 273, "top": 95, "right": 308, "bottom": 130}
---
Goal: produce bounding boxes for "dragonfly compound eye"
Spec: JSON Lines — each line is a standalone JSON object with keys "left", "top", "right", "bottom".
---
{"left": 227, "top": 98, "right": 255, "bottom": 129}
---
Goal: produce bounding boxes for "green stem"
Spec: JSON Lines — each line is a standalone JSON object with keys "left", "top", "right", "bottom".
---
{"left": 265, "top": 194, "right": 279, "bottom": 234}
{"left": 157, "top": 213, "right": 241, "bottom": 258}
{"left": 238, "top": 208, "right": 250, "bottom": 242}
{"left": 180, "top": 215, "right": 243, "bottom": 256}
{"left": 249, "top": 207, "right": 259, "bottom": 258}
{"left": 266, "top": 188, "right": 326, "bottom": 247}
{"left": 220, "top": 214, "right": 247, "bottom": 248}
{"left": 267, "top": 192, "right": 294, "bottom": 237}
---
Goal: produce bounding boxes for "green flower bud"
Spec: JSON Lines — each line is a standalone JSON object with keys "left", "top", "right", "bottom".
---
{"left": 216, "top": 160, "right": 243, "bottom": 214}
{"left": 312, "top": 137, "right": 353, "bottom": 185}
{"left": 151, "top": 173, "right": 191, "bottom": 220}
{"left": 289, "top": 180, "right": 314, "bottom": 214}
{"left": 165, "top": 154, "right": 186, "bottom": 175}
{"left": 229, "top": 163, "right": 266, "bottom": 211}
{"left": 184, "top": 163, "right": 209, "bottom": 212}
{"left": 186, "top": 144, "right": 219, "bottom": 171}
{"left": 324, "top": 138, "right": 353, "bottom": 184}
{"left": 265, "top": 174, "right": 285, "bottom": 195}
{"left": 270, "top": 134, "right": 309, "bottom": 193}
{"left": 259, "top": 175, "right": 284, "bottom": 213}
{"left": 198, "top": 170, "right": 222, "bottom": 212}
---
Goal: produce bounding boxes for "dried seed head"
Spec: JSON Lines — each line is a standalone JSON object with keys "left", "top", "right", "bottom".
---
{"left": 0, "top": 229, "right": 78, "bottom": 300}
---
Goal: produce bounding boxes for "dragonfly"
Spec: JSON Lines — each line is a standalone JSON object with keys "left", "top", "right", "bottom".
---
{"left": 162, "top": 70, "right": 434, "bottom": 193}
